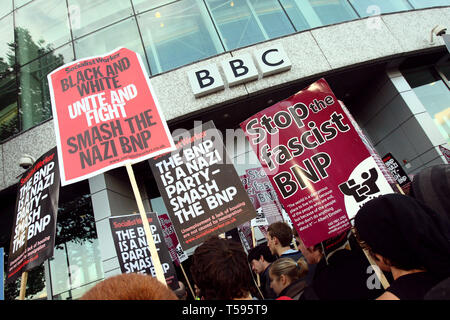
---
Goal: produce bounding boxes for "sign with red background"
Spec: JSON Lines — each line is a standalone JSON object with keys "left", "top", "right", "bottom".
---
{"left": 48, "top": 47, "right": 174, "bottom": 185}
{"left": 241, "top": 79, "right": 393, "bottom": 246}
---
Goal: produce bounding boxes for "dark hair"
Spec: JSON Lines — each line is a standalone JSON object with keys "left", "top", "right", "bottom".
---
{"left": 248, "top": 243, "right": 277, "bottom": 263}
{"left": 267, "top": 222, "right": 293, "bottom": 247}
{"left": 80, "top": 273, "right": 178, "bottom": 300}
{"left": 190, "top": 236, "right": 253, "bottom": 300}
{"left": 355, "top": 194, "right": 450, "bottom": 278}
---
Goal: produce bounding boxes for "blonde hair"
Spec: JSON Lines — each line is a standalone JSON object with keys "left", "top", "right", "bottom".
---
{"left": 269, "top": 257, "right": 308, "bottom": 281}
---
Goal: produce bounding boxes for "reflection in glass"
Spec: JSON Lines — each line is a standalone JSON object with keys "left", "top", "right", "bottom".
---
{"left": 14, "top": 0, "right": 33, "bottom": 8}
{"left": 408, "top": 0, "right": 450, "bottom": 9}
{"left": 15, "top": 0, "right": 71, "bottom": 66}
{"left": 206, "top": 0, "right": 294, "bottom": 50}
{"left": 0, "top": 0, "right": 13, "bottom": 19}
{"left": 19, "top": 44, "right": 73, "bottom": 131}
{"left": 132, "top": 0, "right": 179, "bottom": 13}
{"left": 0, "top": 14, "right": 15, "bottom": 74}
{"left": 50, "top": 189, "right": 104, "bottom": 300}
{"left": 138, "top": 0, "right": 223, "bottom": 74}
{"left": 68, "top": 0, "right": 134, "bottom": 39}
{"left": 349, "top": 0, "right": 412, "bottom": 17}
{"left": 403, "top": 66, "right": 450, "bottom": 144}
{"left": 280, "top": 0, "right": 358, "bottom": 30}
{"left": 279, "top": 0, "right": 311, "bottom": 31}
{"left": 0, "top": 74, "right": 19, "bottom": 142}
{"left": 74, "top": 17, "right": 149, "bottom": 74}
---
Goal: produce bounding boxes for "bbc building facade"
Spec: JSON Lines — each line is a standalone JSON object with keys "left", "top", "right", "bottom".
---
{"left": 0, "top": 0, "right": 449, "bottom": 300}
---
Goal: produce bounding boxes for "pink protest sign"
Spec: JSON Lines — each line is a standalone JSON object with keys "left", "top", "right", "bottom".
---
{"left": 240, "top": 78, "right": 393, "bottom": 246}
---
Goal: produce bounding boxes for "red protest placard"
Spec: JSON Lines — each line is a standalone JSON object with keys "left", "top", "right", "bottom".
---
{"left": 240, "top": 79, "right": 394, "bottom": 247}
{"left": 48, "top": 47, "right": 175, "bottom": 185}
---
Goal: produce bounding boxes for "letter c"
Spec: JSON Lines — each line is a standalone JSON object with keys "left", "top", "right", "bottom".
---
{"left": 262, "top": 49, "right": 283, "bottom": 67}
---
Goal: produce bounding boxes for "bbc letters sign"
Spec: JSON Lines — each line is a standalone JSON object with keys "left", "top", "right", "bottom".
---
{"left": 188, "top": 45, "right": 291, "bottom": 97}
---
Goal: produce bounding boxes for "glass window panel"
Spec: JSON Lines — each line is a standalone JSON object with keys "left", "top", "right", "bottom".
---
{"left": 15, "top": 0, "right": 71, "bottom": 66}
{"left": 19, "top": 44, "right": 74, "bottom": 131}
{"left": 0, "top": 14, "right": 15, "bottom": 74}
{"left": 74, "top": 17, "right": 150, "bottom": 74}
{"left": 349, "top": 0, "right": 412, "bottom": 18}
{"left": 49, "top": 245, "right": 71, "bottom": 296}
{"left": 138, "top": 0, "right": 223, "bottom": 74}
{"left": 249, "top": 0, "right": 295, "bottom": 39}
{"left": 132, "top": 0, "right": 179, "bottom": 13}
{"left": 68, "top": 0, "right": 134, "bottom": 39}
{"left": 50, "top": 185, "right": 103, "bottom": 300}
{"left": 279, "top": 0, "right": 311, "bottom": 31}
{"left": 409, "top": 0, "right": 450, "bottom": 9}
{"left": 307, "top": 0, "right": 358, "bottom": 26}
{"left": 206, "top": 0, "right": 266, "bottom": 50}
{"left": 403, "top": 67, "right": 450, "bottom": 144}
{"left": 0, "top": 0, "right": 13, "bottom": 19}
{"left": 280, "top": 0, "right": 358, "bottom": 30}
{"left": 14, "top": 0, "right": 33, "bottom": 8}
{"left": 0, "top": 74, "right": 19, "bottom": 142}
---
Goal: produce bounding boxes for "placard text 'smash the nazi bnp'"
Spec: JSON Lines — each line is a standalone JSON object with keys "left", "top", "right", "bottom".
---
{"left": 48, "top": 47, "right": 174, "bottom": 185}
{"left": 149, "top": 121, "right": 257, "bottom": 250}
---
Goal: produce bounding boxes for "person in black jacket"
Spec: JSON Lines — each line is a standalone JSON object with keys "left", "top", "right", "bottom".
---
{"left": 299, "top": 231, "right": 386, "bottom": 300}
{"left": 248, "top": 244, "right": 277, "bottom": 299}
{"left": 355, "top": 194, "right": 450, "bottom": 300}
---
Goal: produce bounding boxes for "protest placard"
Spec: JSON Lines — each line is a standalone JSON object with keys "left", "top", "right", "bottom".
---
{"left": 241, "top": 78, "right": 394, "bottom": 246}
{"left": 48, "top": 47, "right": 176, "bottom": 285}
{"left": 157, "top": 214, "right": 188, "bottom": 266}
{"left": 48, "top": 47, "right": 175, "bottom": 186}
{"left": 6, "top": 147, "right": 60, "bottom": 284}
{"left": 149, "top": 121, "right": 257, "bottom": 250}
{"left": 109, "top": 213, "right": 179, "bottom": 290}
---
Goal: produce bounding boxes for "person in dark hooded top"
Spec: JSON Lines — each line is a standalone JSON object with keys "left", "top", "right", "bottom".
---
{"left": 354, "top": 193, "right": 450, "bottom": 300}
{"left": 409, "top": 164, "right": 450, "bottom": 221}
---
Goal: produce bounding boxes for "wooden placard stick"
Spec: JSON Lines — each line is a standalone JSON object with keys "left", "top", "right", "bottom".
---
{"left": 19, "top": 271, "right": 28, "bottom": 300}
{"left": 125, "top": 163, "right": 166, "bottom": 285}
{"left": 395, "top": 184, "right": 405, "bottom": 195}
{"left": 180, "top": 263, "right": 195, "bottom": 298}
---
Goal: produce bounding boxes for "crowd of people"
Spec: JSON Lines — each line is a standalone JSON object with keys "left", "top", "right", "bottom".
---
{"left": 80, "top": 164, "right": 450, "bottom": 300}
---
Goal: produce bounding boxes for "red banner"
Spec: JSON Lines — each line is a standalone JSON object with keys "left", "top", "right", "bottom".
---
{"left": 240, "top": 79, "right": 394, "bottom": 246}
{"left": 48, "top": 47, "right": 175, "bottom": 185}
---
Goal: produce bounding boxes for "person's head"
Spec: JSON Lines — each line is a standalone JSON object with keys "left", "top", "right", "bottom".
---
{"left": 190, "top": 236, "right": 253, "bottom": 300}
{"left": 80, "top": 273, "right": 178, "bottom": 300}
{"left": 173, "top": 281, "right": 187, "bottom": 300}
{"left": 355, "top": 194, "right": 450, "bottom": 278}
{"left": 269, "top": 258, "right": 308, "bottom": 296}
{"left": 266, "top": 222, "right": 294, "bottom": 255}
{"left": 410, "top": 164, "right": 450, "bottom": 220}
{"left": 247, "top": 243, "right": 276, "bottom": 274}
{"left": 292, "top": 228, "right": 323, "bottom": 265}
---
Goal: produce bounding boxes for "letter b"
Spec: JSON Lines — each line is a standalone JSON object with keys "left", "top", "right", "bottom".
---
{"left": 61, "top": 78, "right": 70, "bottom": 92}
{"left": 273, "top": 171, "right": 298, "bottom": 199}
{"left": 188, "top": 64, "right": 224, "bottom": 97}
{"left": 195, "top": 70, "right": 214, "bottom": 89}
